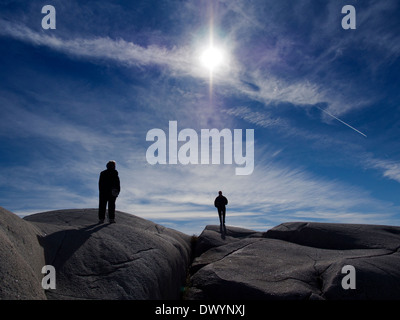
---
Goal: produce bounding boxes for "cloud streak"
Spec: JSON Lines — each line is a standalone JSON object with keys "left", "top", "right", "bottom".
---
{"left": 365, "top": 158, "right": 400, "bottom": 184}
{"left": 0, "top": 18, "right": 349, "bottom": 121}
{"left": 0, "top": 18, "right": 194, "bottom": 73}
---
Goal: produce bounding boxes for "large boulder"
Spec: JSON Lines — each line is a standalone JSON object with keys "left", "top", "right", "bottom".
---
{"left": 186, "top": 222, "right": 400, "bottom": 300}
{"left": 23, "top": 209, "right": 192, "bottom": 300}
{"left": 265, "top": 221, "right": 400, "bottom": 250}
{"left": 0, "top": 207, "right": 46, "bottom": 299}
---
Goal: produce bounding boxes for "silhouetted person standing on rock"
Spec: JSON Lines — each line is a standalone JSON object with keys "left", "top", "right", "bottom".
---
{"left": 98, "top": 160, "right": 120, "bottom": 223}
{"left": 214, "top": 191, "right": 228, "bottom": 227}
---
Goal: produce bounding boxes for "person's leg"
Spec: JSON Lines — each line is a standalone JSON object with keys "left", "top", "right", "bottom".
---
{"left": 108, "top": 196, "right": 116, "bottom": 221}
{"left": 98, "top": 195, "right": 107, "bottom": 221}
{"left": 218, "top": 209, "right": 223, "bottom": 225}
{"left": 222, "top": 207, "right": 226, "bottom": 225}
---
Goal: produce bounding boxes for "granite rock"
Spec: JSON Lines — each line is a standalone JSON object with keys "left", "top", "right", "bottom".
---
{"left": 186, "top": 222, "right": 400, "bottom": 300}
{"left": 24, "top": 209, "right": 192, "bottom": 300}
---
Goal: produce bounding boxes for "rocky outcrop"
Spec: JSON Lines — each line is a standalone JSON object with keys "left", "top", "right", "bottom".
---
{"left": 0, "top": 207, "right": 191, "bottom": 299}
{"left": 2, "top": 206, "right": 400, "bottom": 300}
{"left": 186, "top": 223, "right": 400, "bottom": 300}
{"left": 25, "top": 209, "right": 192, "bottom": 300}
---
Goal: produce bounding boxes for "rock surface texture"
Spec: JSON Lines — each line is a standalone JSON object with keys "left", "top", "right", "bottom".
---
{"left": 1, "top": 206, "right": 400, "bottom": 300}
{"left": 0, "top": 207, "right": 46, "bottom": 299}
{"left": 1, "top": 208, "right": 191, "bottom": 299}
{"left": 186, "top": 223, "right": 400, "bottom": 300}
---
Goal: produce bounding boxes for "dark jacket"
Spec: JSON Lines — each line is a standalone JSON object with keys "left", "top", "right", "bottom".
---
{"left": 214, "top": 195, "right": 228, "bottom": 209}
{"left": 99, "top": 168, "right": 120, "bottom": 197}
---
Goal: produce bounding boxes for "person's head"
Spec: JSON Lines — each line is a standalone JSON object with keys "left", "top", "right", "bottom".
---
{"left": 218, "top": 191, "right": 222, "bottom": 195}
{"left": 106, "top": 160, "right": 116, "bottom": 170}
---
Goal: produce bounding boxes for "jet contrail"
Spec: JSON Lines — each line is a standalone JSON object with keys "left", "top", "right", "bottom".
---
{"left": 316, "top": 106, "right": 367, "bottom": 138}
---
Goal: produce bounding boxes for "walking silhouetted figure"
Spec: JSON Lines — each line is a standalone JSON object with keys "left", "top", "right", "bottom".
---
{"left": 98, "top": 160, "right": 120, "bottom": 223}
{"left": 214, "top": 191, "right": 228, "bottom": 228}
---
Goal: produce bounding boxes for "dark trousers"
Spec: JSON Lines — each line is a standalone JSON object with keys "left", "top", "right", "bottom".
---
{"left": 99, "top": 195, "right": 116, "bottom": 220}
{"left": 217, "top": 207, "right": 226, "bottom": 225}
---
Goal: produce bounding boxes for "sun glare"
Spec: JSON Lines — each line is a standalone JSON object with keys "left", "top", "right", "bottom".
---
{"left": 200, "top": 46, "right": 224, "bottom": 72}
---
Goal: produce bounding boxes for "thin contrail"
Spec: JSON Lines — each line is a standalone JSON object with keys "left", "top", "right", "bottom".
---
{"left": 316, "top": 106, "right": 367, "bottom": 138}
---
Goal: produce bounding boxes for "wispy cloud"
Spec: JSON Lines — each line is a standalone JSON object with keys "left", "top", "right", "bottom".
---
{"left": 222, "top": 106, "right": 285, "bottom": 129}
{"left": 0, "top": 18, "right": 349, "bottom": 122}
{"left": 112, "top": 154, "right": 398, "bottom": 233}
{"left": 365, "top": 158, "right": 400, "bottom": 184}
{"left": 0, "top": 18, "right": 195, "bottom": 73}
{"left": 0, "top": 99, "right": 114, "bottom": 152}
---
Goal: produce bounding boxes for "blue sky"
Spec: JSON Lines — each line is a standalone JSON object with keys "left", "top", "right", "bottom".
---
{"left": 0, "top": 0, "right": 400, "bottom": 235}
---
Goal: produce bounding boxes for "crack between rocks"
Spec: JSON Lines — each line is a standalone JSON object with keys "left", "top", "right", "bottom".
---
{"left": 306, "top": 248, "right": 400, "bottom": 299}
{"left": 196, "top": 239, "right": 262, "bottom": 271}
{"left": 49, "top": 230, "right": 67, "bottom": 266}
{"left": 345, "top": 249, "right": 399, "bottom": 260}
{"left": 189, "top": 239, "right": 263, "bottom": 277}
{"left": 303, "top": 253, "right": 332, "bottom": 297}
{"left": 74, "top": 248, "right": 157, "bottom": 278}
{"left": 218, "top": 239, "right": 261, "bottom": 261}
{"left": 361, "top": 259, "right": 393, "bottom": 276}
{"left": 54, "top": 210, "right": 86, "bottom": 226}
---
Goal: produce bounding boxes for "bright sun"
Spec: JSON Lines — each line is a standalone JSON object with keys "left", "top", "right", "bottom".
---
{"left": 200, "top": 46, "right": 224, "bottom": 72}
